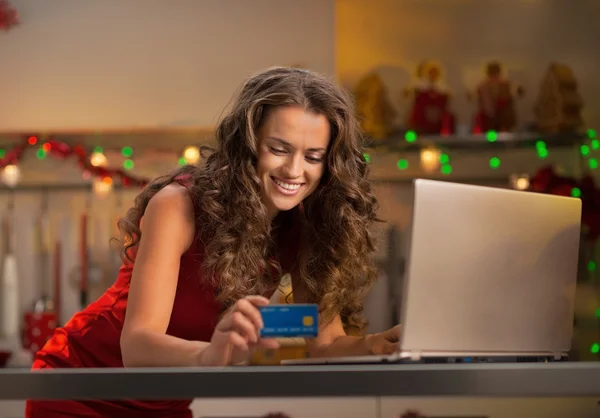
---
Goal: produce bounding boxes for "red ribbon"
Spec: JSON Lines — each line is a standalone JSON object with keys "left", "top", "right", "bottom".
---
{"left": 1, "top": 136, "right": 150, "bottom": 188}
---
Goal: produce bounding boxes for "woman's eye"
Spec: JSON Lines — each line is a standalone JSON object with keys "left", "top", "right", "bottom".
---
{"left": 306, "top": 156, "right": 324, "bottom": 164}
{"left": 269, "top": 147, "right": 286, "bottom": 155}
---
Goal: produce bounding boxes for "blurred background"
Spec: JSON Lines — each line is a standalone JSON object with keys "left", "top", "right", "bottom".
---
{"left": 0, "top": 0, "right": 599, "bottom": 369}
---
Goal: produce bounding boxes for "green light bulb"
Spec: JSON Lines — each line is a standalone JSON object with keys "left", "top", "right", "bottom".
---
{"left": 123, "top": 159, "right": 134, "bottom": 170}
{"left": 397, "top": 159, "right": 408, "bottom": 170}
{"left": 404, "top": 131, "right": 417, "bottom": 143}
{"left": 121, "top": 146, "right": 133, "bottom": 158}
{"left": 580, "top": 144, "right": 590, "bottom": 156}
{"left": 36, "top": 148, "right": 46, "bottom": 160}
{"left": 588, "top": 260, "right": 596, "bottom": 272}
{"left": 489, "top": 157, "right": 501, "bottom": 169}
{"left": 486, "top": 131, "right": 498, "bottom": 142}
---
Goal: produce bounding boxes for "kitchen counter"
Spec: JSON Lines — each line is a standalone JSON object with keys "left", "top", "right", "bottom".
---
{"left": 1, "top": 362, "right": 599, "bottom": 400}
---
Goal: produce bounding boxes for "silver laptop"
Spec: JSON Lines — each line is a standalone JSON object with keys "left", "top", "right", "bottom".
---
{"left": 283, "top": 179, "right": 582, "bottom": 364}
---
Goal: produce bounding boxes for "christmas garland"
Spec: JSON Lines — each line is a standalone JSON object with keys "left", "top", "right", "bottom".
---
{"left": 0, "top": 135, "right": 150, "bottom": 187}
{"left": 0, "top": 0, "right": 18, "bottom": 30}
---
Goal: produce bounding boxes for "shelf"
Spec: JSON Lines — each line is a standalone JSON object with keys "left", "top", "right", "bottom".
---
{"left": 369, "top": 131, "right": 587, "bottom": 152}
{"left": 0, "top": 130, "right": 588, "bottom": 154}
{"left": 0, "top": 129, "right": 215, "bottom": 153}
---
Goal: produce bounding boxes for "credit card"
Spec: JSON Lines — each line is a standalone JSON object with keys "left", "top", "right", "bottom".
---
{"left": 259, "top": 304, "right": 318, "bottom": 338}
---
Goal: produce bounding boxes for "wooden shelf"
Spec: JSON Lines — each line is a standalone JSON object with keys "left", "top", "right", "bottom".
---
{"left": 369, "top": 131, "right": 587, "bottom": 152}
{"left": 0, "top": 128, "right": 216, "bottom": 152}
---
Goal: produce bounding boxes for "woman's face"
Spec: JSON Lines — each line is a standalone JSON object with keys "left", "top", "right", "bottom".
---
{"left": 256, "top": 105, "right": 330, "bottom": 219}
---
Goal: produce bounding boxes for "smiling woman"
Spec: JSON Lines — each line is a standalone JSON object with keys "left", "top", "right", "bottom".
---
{"left": 257, "top": 106, "right": 330, "bottom": 218}
{"left": 25, "top": 67, "right": 400, "bottom": 418}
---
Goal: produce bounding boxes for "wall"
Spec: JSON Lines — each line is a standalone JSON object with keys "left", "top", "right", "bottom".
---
{"left": 336, "top": 0, "right": 600, "bottom": 130}
{"left": 0, "top": 0, "right": 336, "bottom": 131}
{"left": 0, "top": 0, "right": 335, "bottom": 328}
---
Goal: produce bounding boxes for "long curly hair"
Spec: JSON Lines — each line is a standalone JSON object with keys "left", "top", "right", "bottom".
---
{"left": 118, "top": 67, "right": 379, "bottom": 332}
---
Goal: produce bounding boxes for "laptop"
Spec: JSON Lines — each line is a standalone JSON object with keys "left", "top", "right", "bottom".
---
{"left": 283, "top": 179, "right": 582, "bottom": 365}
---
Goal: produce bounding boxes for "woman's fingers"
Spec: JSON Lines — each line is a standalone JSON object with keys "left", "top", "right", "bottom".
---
{"left": 238, "top": 296, "right": 269, "bottom": 329}
{"left": 225, "top": 330, "right": 249, "bottom": 352}
{"left": 217, "top": 295, "right": 271, "bottom": 343}
{"left": 257, "top": 337, "right": 280, "bottom": 350}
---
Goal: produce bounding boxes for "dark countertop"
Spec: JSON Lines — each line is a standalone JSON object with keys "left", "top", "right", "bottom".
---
{"left": 2, "top": 362, "right": 599, "bottom": 400}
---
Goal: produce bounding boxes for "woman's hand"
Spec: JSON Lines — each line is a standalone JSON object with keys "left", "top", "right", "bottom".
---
{"left": 198, "top": 296, "right": 280, "bottom": 366}
{"left": 366, "top": 324, "right": 402, "bottom": 355}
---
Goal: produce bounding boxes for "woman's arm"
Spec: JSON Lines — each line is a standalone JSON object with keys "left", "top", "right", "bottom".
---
{"left": 305, "top": 314, "right": 372, "bottom": 357}
{"left": 307, "top": 314, "right": 400, "bottom": 358}
{"left": 120, "top": 184, "right": 208, "bottom": 367}
{"left": 291, "top": 276, "right": 399, "bottom": 358}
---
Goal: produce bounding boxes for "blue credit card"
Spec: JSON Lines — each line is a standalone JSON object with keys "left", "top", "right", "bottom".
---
{"left": 259, "top": 304, "right": 319, "bottom": 338}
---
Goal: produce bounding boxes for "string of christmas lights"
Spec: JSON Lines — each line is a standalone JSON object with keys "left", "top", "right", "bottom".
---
{"left": 363, "top": 128, "right": 598, "bottom": 175}
{"left": 0, "top": 136, "right": 151, "bottom": 188}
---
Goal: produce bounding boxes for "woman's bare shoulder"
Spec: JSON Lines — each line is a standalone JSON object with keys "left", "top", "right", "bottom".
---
{"left": 139, "top": 183, "right": 196, "bottom": 251}
{"left": 146, "top": 183, "right": 194, "bottom": 221}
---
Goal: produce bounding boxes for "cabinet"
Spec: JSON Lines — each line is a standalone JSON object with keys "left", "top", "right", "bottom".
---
{"left": 379, "top": 396, "right": 600, "bottom": 418}
{"left": 0, "top": 400, "right": 25, "bottom": 418}
{"left": 0, "top": 399, "right": 378, "bottom": 418}
{"left": 3, "top": 397, "right": 599, "bottom": 418}
{"left": 189, "top": 398, "right": 377, "bottom": 418}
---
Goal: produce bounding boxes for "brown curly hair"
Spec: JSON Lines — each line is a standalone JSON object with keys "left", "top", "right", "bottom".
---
{"left": 118, "top": 67, "right": 379, "bottom": 332}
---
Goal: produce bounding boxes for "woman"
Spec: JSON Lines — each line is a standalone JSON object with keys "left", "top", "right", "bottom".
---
{"left": 26, "top": 67, "right": 399, "bottom": 417}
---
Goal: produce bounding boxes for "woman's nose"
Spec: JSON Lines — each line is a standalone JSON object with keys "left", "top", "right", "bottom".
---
{"left": 281, "top": 155, "right": 303, "bottom": 178}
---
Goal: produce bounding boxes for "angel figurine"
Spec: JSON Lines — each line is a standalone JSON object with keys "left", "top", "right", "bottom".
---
{"left": 404, "top": 60, "right": 455, "bottom": 135}
{"left": 353, "top": 72, "right": 397, "bottom": 140}
{"left": 470, "top": 60, "right": 524, "bottom": 133}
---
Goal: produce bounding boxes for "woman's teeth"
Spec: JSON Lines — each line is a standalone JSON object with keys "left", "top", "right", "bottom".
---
{"left": 274, "top": 178, "right": 301, "bottom": 190}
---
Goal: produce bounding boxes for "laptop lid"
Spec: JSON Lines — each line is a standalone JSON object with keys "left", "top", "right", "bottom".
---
{"left": 399, "top": 179, "right": 581, "bottom": 357}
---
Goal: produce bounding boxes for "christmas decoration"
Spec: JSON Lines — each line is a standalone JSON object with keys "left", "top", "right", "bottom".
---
{"left": 1, "top": 164, "right": 20, "bottom": 187}
{"left": 509, "top": 173, "right": 530, "bottom": 191}
{"left": 0, "top": 0, "right": 18, "bottom": 31}
{"left": 404, "top": 60, "right": 456, "bottom": 135}
{"left": 0, "top": 136, "right": 150, "bottom": 188}
{"left": 419, "top": 147, "right": 441, "bottom": 173}
{"left": 23, "top": 311, "right": 56, "bottom": 353}
{"left": 182, "top": 145, "right": 201, "bottom": 164}
{"left": 529, "top": 165, "right": 600, "bottom": 242}
{"left": 534, "top": 63, "right": 585, "bottom": 134}
{"left": 470, "top": 60, "right": 524, "bottom": 133}
{"left": 354, "top": 72, "right": 397, "bottom": 140}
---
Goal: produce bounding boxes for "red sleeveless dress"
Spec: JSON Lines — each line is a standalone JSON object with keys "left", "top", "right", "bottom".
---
{"left": 25, "top": 180, "right": 297, "bottom": 417}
